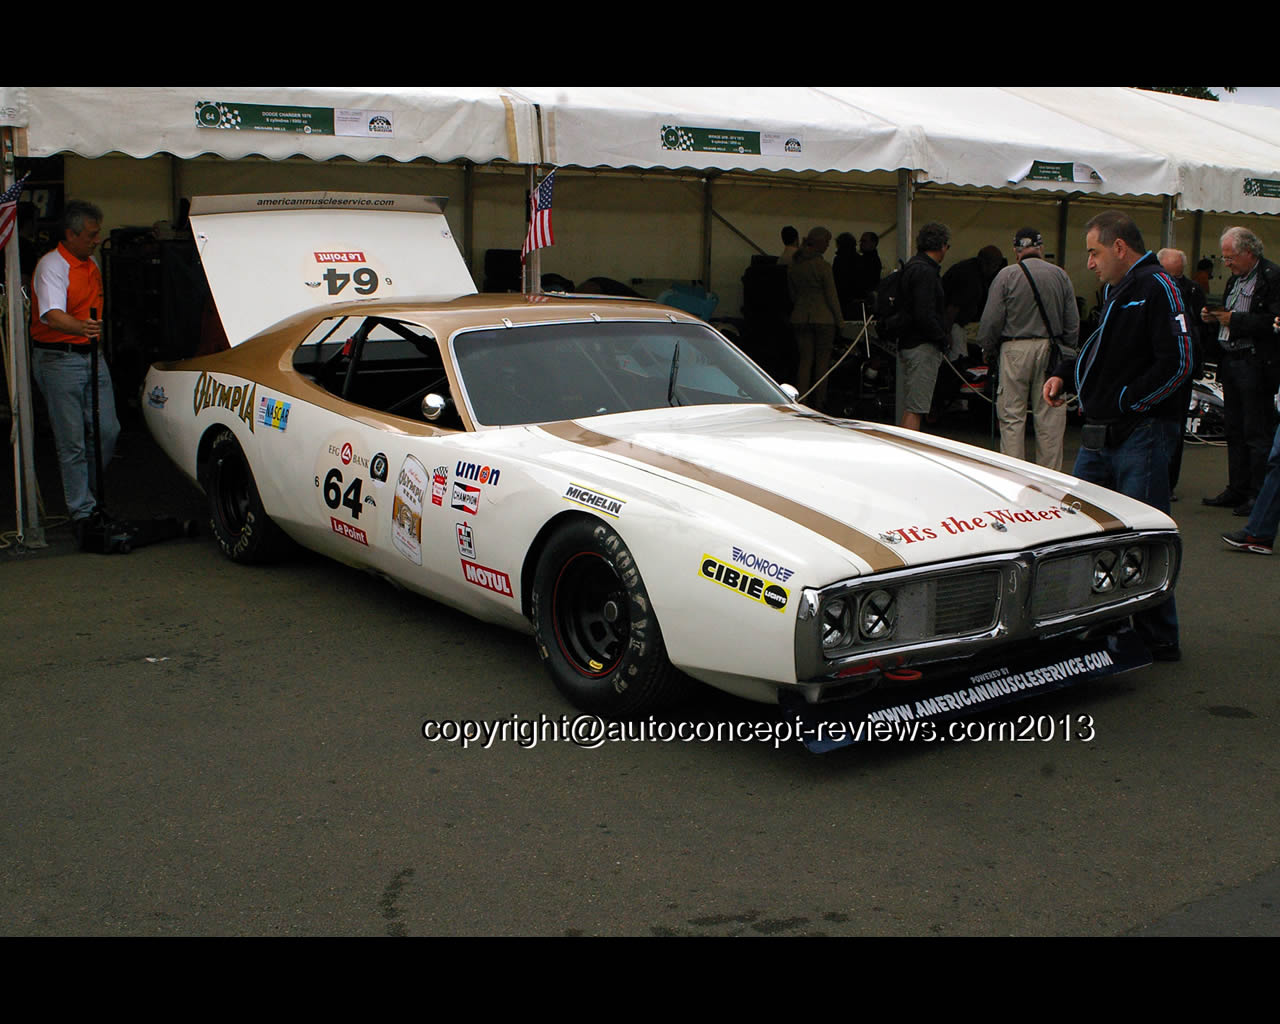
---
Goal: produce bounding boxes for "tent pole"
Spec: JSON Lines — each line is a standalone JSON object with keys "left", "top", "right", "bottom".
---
{"left": 462, "top": 160, "right": 475, "bottom": 281}
{"left": 1161, "top": 196, "right": 1174, "bottom": 250}
{"left": 3, "top": 128, "right": 46, "bottom": 549}
{"left": 701, "top": 174, "right": 713, "bottom": 291}
{"left": 1056, "top": 197, "right": 1070, "bottom": 267}
{"left": 894, "top": 169, "right": 913, "bottom": 427}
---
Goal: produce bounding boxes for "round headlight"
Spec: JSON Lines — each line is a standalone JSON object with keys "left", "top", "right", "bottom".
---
{"left": 1120, "top": 546, "right": 1146, "bottom": 588}
{"left": 858, "top": 589, "right": 897, "bottom": 641}
{"left": 821, "top": 598, "right": 853, "bottom": 651}
{"left": 1091, "top": 550, "right": 1119, "bottom": 593}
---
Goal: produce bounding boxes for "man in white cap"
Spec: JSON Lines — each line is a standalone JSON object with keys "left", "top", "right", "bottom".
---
{"left": 977, "top": 226, "right": 1079, "bottom": 470}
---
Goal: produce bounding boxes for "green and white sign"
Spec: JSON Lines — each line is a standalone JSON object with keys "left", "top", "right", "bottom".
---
{"left": 1012, "top": 160, "right": 1102, "bottom": 184}
{"left": 1243, "top": 178, "right": 1280, "bottom": 199}
{"left": 195, "top": 100, "right": 396, "bottom": 138}
{"left": 660, "top": 124, "right": 804, "bottom": 157}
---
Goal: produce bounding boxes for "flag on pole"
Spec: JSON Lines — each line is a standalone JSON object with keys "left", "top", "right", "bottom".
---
{"left": 521, "top": 169, "right": 555, "bottom": 262}
{"left": 0, "top": 172, "right": 30, "bottom": 252}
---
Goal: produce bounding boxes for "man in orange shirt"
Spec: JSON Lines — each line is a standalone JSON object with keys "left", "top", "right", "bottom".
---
{"left": 30, "top": 199, "right": 120, "bottom": 540}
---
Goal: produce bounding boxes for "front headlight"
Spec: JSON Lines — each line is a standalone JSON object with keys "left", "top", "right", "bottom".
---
{"left": 1120, "top": 546, "right": 1145, "bottom": 588}
{"left": 858, "top": 589, "right": 897, "bottom": 641}
{"left": 821, "top": 597, "right": 853, "bottom": 651}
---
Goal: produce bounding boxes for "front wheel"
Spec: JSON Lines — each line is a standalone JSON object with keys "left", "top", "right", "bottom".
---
{"left": 531, "top": 517, "right": 690, "bottom": 716}
{"left": 203, "top": 427, "right": 290, "bottom": 563}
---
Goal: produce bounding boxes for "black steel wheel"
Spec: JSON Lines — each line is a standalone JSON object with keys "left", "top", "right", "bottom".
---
{"left": 531, "top": 517, "right": 690, "bottom": 716}
{"left": 203, "top": 427, "right": 290, "bottom": 564}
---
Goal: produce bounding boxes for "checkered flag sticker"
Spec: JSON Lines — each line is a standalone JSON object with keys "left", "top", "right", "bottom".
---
{"left": 1244, "top": 178, "right": 1262, "bottom": 197}
{"left": 661, "top": 125, "right": 695, "bottom": 151}
{"left": 195, "top": 101, "right": 242, "bottom": 130}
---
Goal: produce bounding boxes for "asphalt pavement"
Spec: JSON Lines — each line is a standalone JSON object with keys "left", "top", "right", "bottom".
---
{"left": 1, "top": 413, "right": 1277, "bottom": 937}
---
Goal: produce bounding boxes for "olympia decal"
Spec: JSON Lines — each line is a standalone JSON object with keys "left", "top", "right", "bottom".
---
{"left": 193, "top": 372, "right": 256, "bottom": 432}
{"left": 699, "top": 553, "right": 789, "bottom": 612}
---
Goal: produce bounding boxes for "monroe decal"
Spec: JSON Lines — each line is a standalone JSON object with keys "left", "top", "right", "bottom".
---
{"left": 193, "top": 372, "right": 256, "bottom": 432}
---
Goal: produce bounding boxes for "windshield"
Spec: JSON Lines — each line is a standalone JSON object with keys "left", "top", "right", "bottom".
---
{"left": 452, "top": 320, "right": 789, "bottom": 426}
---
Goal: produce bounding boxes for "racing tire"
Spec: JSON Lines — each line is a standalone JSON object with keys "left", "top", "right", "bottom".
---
{"left": 204, "top": 427, "right": 291, "bottom": 564}
{"left": 531, "top": 517, "right": 691, "bottom": 717}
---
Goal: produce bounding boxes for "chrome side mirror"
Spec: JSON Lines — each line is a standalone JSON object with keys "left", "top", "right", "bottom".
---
{"left": 780, "top": 383, "right": 799, "bottom": 402}
{"left": 422, "top": 393, "right": 449, "bottom": 421}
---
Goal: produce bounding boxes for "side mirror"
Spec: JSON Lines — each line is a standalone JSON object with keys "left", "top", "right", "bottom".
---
{"left": 422, "top": 393, "right": 450, "bottom": 421}
{"left": 780, "top": 383, "right": 799, "bottom": 403}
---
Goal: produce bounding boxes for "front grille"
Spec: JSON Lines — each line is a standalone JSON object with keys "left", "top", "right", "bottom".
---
{"left": 934, "top": 571, "right": 1000, "bottom": 635}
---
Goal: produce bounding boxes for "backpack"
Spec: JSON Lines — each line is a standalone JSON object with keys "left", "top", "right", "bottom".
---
{"left": 874, "top": 261, "right": 909, "bottom": 341}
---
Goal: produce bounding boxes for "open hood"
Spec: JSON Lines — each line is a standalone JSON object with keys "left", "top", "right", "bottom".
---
{"left": 189, "top": 192, "right": 477, "bottom": 346}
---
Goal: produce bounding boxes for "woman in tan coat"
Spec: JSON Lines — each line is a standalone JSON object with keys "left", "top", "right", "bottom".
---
{"left": 788, "top": 226, "right": 844, "bottom": 410}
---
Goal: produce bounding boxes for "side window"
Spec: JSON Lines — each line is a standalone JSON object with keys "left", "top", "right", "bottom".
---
{"left": 293, "top": 316, "right": 460, "bottom": 427}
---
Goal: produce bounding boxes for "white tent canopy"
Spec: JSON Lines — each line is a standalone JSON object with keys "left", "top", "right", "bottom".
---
{"left": 514, "top": 86, "right": 1280, "bottom": 216}
{"left": 0, "top": 86, "right": 540, "bottom": 165}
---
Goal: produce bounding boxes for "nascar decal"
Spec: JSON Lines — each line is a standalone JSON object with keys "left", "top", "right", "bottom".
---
{"left": 392, "top": 455, "right": 428, "bottom": 565}
{"left": 731, "top": 546, "right": 793, "bottom": 581}
{"left": 452, "top": 481, "right": 480, "bottom": 516}
{"left": 314, "top": 436, "right": 381, "bottom": 545}
{"left": 699, "top": 554, "right": 789, "bottom": 612}
{"left": 430, "top": 465, "right": 448, "bottom": 507}
{"left": 257, "top": 395, "right": 291, "bottom": 432}
{"left": 193, "top": 372, "right": 256, "bottom": 432}
{"left": 563, "top": 483, "right": 626, "bottom": 518}
{"left": 302, "top": 249, "right": 388, "bottom": 299}
{"left": 461, "top": 559, "right": 513, "bottom": 598}
{"left": 455, "top": 461, "right": 501, "bottom": 486}
{"left": 456, "top": 522, "right": 475, "bottom": 559}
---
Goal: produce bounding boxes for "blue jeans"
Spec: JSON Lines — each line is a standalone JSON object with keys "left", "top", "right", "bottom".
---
{"left": 1072, "top": 417, "right": 1180, "bottom": 648}
{"left": 1245, "top": 421, "right": 1280, "bottom": 543}
{"left": 31, "top": 347, "right": 120, "bottom": 520}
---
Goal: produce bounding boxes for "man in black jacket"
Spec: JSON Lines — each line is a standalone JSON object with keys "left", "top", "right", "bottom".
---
{"left": 1200, "top": 226, "right": 1280, "bottom": 516}
{"left": 1044, "top": 210, "right": 1193, "bottom": 661}
{"left": 896, "top": 221, "right": 950, "bottom": 431}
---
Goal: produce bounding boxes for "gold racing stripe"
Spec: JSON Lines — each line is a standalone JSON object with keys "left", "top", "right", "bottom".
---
{"left": 854, "top": 426, "right": 1126, "bottom": 532}
{"left": 539, "top": 421, "right": 907, "bottom": 572}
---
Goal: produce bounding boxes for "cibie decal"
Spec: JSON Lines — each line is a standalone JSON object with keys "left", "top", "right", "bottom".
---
{"left": 330, "top": 516, "right": 368, "bottom": 546}
{"left": 461, "top": 559, "right": 513, "bottom": 598}
{"left": 392, "top": 455, "right": 427, "bottom": 565}
{"left": 563, "top": 483, "right": 626, "bottom": 518}
{"left": 257, "top": 395, "right": 290, "bottom": 432}
{"left": 193, "top": 372, "right": 256, "bottom": 433}
{"left": 455, "top": 461, "right": 501, "bottom": 486}
{"left": 731, "top": 546, "right": 794, "bottom": 582}
{"left": 147, "top": 386, "right": 168, "bottom": 409}
{"left": 456, "top": 522, "right": 475, "bottom": 559}
{"left": 452, "top": 481, "right": 480, "bottom": 516}
{"left": 699, "top": 554, "right": 790, "bottom": 612}
{"left": 430, "top": 466, "right": 448, "bottom": 507}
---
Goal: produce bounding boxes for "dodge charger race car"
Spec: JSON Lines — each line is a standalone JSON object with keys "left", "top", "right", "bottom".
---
{"left": 142, "top": 193, "right": 1180, "bottom": 744}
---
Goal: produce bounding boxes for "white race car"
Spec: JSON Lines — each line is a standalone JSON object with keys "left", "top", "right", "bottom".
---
{"left": 143, "top": 194, "right": 1180, "bottom": 745}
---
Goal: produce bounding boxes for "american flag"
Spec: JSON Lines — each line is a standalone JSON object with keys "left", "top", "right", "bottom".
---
{"left": 0, "top": 172, "right": 30, "bottom": 253}
{"left": 521, "top": 169, "right": 555, "bottom": 262}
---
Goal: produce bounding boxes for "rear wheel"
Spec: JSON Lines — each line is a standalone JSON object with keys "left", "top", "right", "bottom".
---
{"left": 531, "top": 517, "right": 690, "bottom": 716}
{"left": 204, "top": 427, "right": 290, "bottom": 563}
